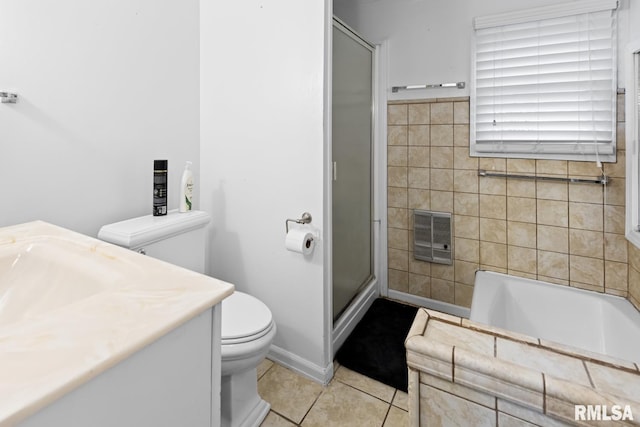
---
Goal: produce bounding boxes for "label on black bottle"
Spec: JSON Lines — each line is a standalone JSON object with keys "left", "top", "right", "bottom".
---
{"left": 153, "top": 171, "right": 167, "bottom": 216}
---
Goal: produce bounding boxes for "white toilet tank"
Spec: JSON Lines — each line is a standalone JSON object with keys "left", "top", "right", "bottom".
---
{"left": 98, "top": 210, "right": 211, "bottom": 273}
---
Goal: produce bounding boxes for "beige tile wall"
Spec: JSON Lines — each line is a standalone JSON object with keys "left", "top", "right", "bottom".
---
{"left": 388, "top": 95, "right": 630, "bottom": 309}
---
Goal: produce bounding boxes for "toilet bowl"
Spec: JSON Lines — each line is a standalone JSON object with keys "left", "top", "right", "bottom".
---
{"left": 98, "top": 211, "right": 275, "bottom": 427}
{"left": 220, "top": 291, "right": 276, "bottom": 427}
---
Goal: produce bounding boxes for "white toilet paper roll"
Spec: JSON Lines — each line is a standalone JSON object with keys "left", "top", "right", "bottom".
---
{"left": 285, "top": 228, "right": 315, "bottom": 255}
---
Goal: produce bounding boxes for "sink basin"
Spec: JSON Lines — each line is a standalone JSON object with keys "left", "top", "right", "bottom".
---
{"left": 0, "top": 221, "right": 234, "bottom": 425}
{"left": 0, "top": 236, "right": 134, "bottom": 326}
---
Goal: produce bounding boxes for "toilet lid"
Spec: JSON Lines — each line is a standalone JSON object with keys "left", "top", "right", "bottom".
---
{"left": 221, "top": 291, "right": 273, "bottom": 340}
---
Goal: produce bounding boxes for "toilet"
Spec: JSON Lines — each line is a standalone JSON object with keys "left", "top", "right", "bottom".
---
{"left": 98, "top": 210, "right": 275, "bottom": 427}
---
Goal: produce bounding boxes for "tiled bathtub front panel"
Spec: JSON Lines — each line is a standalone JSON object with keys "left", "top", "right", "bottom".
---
{"left": 387, "top": 96, "right": 628, "bottom": 308}
{"left": 419, "top": 383, "right": 496, "bottom": 427}
{"left": 405, "top": 309, "right": 640, "bottom": 427}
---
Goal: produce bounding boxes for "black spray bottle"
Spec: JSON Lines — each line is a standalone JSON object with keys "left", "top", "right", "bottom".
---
{"left": 153, "top": 160, "right": 168, "bottom": 216}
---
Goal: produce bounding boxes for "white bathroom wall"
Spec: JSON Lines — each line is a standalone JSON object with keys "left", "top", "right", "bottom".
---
{"left": 200, "top": 1, "right": 330, "bottom": 381}
{"left": 631, "top": 1, "right": 640, "bottom": 42}
{"left": 0, "top": 1, "right": 200, "bottom": 236}
{"left": 334, "top": 0, "right": 631, "bottom": 100}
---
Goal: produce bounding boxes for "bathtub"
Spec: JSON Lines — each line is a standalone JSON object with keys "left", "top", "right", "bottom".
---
{"left": 470, "top": 271, "right": 640, "bottom": 364}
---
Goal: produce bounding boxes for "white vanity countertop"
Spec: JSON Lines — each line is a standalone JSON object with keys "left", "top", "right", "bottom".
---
{"left": 0, "top": 221, "right": 235, "bottom": 426}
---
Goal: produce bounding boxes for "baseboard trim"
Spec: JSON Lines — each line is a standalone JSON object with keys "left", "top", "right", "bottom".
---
{"left": 267, "top": 345, "right": 333, "bottom": 385}
{"left": 387, "top": 290, "right": 471, "bottom": 318}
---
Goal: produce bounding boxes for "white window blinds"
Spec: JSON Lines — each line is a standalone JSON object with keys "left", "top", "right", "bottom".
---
{"left": 470, "top": 0, "right": 618, "bottom": 161}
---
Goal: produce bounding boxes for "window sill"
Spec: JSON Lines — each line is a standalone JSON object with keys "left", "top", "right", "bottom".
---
{"left": 470, "top": 145, "right": 617, "bottom": 163}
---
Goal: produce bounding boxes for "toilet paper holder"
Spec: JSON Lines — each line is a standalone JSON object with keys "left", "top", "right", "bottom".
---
{"left": 286, "top": 212, "right": 312, "bottom": 233}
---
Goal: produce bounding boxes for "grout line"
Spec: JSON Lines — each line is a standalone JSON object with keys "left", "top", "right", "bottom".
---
{"left": 542, "top": 373, "right": 547, "bottom": 415}
{"left": 269, "top": 409, "right": 303, "bottom": 426}
{"left": 451, "top": 346, "right": 456, "bottom": 383}
{"left": 336, "top": 376, "right": 399, "bottom": 406}
{"left": 257, "top": 360, "right": 275, "bottom": 381}
{"left": 333, "top": 366, "right": 411, "bottom": 411}
{"left": 494, "top": 336, "right": 497, "bottom": 358}
{"left": 297, "top": 387, "right": 325, "bottom": 426}
{"left": 310, "top": 373, "right": 408, "bottom": 426}
{"left": 423, "top": 377, "right": 498, "bottom": 411}
{"left": 381, "top": 402, "right": 393, "bottom": 427}
{"left": 583, "top": 360, "right": 595, "bottom": 388}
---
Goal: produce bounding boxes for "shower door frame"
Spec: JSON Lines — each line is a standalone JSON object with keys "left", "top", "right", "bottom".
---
{"left": 329, "top": 17, "right": 387, "bottom": 357}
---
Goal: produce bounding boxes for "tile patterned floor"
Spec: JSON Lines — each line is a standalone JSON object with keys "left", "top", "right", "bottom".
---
{"left": 258, "top": 359, "right": 409, "bottom": 426}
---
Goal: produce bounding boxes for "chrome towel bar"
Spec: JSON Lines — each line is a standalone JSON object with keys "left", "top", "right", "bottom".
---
{"left": 478, "top": 169, "right": 609, "bottom": 185}
{"left": 392, "top": 82, "right": 465, "bottom": 93}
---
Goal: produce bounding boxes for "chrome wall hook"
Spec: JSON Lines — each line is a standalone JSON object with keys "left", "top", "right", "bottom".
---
{"left": 0, "top": 92, "right": 18, "bottom": 104}
{"left": 286, "top": 212, "right": 312, "bottom": 233}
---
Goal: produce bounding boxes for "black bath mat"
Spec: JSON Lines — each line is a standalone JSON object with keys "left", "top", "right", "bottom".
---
{"left": 336, "top": 298, "right": 418, "bottom": 392}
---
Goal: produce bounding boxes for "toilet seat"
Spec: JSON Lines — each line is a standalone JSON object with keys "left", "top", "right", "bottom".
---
{"left": 221, "top": 291, "right": 274, "bottom": 345}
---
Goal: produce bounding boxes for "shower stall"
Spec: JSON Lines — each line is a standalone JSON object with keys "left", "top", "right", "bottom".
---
{"left": 331, "top": 17, "right": 379, "bottom": 348}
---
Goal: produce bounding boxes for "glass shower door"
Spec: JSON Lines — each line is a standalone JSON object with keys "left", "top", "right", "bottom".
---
{"left": 332, "top": 19, "right": 374, "bottom": 322}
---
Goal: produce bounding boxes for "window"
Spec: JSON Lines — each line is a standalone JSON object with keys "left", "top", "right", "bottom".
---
{"left": 470, "top": 0, "right": 618, "bottom": 162}
{"left": 626, "top": 42, "right": 640, "bottom": 248}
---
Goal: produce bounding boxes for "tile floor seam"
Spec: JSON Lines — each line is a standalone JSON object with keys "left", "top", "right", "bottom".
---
{"left": 390, "top": 389, "right": 403, "bottom": 410}
{"left": 335, "top": 377, "right": 398, "bottom": 406}
{"left": 297, "top": 385, "right": 326, "bottom": 426}
{"left": 380, "top": 402, "right": 394, "bottom": 427}
{"left": 270, "top": 409, "right": 302, "bottom": 426}
{"left": 258, "top": 360, "right": 409, "bottom": 426}
{"left": 336, "top": 374, "right": 407, "bottom": 411}
{"left": 258, "top": 364, "right": 274, "bottom": 381}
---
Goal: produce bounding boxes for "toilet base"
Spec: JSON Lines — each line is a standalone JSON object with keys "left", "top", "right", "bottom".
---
{"left": 233, "top": 398, "right": 270, "bottom": 427}
{"left": 221, "top": 367, "right": 270, "bottom": 427}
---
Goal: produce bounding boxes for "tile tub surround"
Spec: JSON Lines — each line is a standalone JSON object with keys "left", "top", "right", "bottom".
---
{"left": 405, "top": 308, "right": 640, "bottom": 426}
{"left": 387, "top": 95, "right": 630, "bottom": 309}
{"left": 0, "top": 221, "right": 234, "bottom": 425}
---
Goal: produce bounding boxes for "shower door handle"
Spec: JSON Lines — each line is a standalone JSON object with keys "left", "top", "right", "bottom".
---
{"left": 333, "top": 161, "right": 337, "bottom": 181}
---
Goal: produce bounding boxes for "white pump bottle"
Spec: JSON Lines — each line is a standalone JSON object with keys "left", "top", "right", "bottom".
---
{"left": 179, "top": 161, "right": 194, "bottom": 212}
